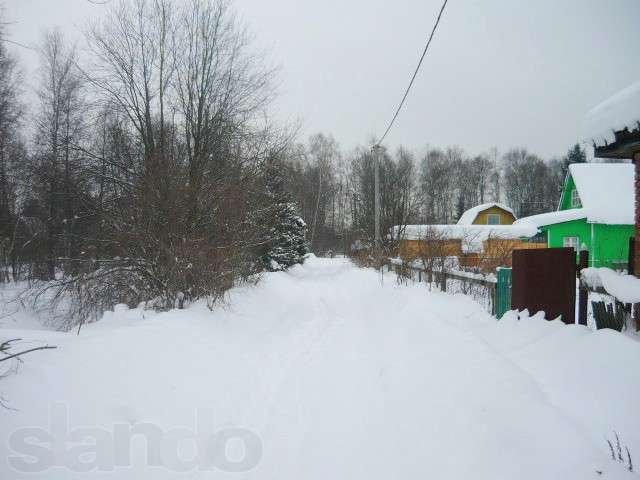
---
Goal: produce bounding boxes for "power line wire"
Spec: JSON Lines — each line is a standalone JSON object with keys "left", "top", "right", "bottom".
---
{"left": 0, "top": 37, "right": 36, "bottom": 51}
{"left": 376, "top": 0, "right": 449, "bottom": 146}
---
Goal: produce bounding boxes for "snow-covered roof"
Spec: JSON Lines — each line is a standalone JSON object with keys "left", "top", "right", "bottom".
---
{"left": 456, "top": 203, "right": 515, "bottom": 225}
{"left": 515, "top": 163, "right": 634, "bottom": 227}
{"left": 568, "top": 163, "right": 634, "bottom": 225}
{"left": 393, "top": 224, "right": 538, "bottom": 253}
{"left": 583, "top": 80, "right": 640, "bottom": 145}
{"left": 513, "top": 209, "right": 587, "bottom": 229}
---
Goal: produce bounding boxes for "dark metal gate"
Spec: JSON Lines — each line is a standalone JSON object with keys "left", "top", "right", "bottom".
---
{"left": 511, "top": 248, "right": 576, "bottom": 324}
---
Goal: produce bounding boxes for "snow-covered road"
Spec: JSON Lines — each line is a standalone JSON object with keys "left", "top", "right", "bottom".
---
{"left": 0, "top": 257, "right": 637, "bottom": 479}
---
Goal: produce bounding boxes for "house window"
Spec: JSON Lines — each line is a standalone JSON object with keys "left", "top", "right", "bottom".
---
{"left": 487, "top": 214, "right": 501, "bottom": 225}
{"left": 563, "top": 236, "right": 579, "bottom": 251}
{"left": 571, "top": 189, "right": 582, "bottom": 208}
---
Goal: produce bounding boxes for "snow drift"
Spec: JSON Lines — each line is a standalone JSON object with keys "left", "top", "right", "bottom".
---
{"left": 0, "top": 257, "right": 637, "bottom": 479}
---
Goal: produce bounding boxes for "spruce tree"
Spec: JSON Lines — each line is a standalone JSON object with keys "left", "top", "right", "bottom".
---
{"left": 455, "top": 194, "right": 466, "bottom": 222}
{"left": 561, "top": 144, "right": 587, "bottom": 179}
{"left": 260, "top": 160, "right": 308, "bottom": 272}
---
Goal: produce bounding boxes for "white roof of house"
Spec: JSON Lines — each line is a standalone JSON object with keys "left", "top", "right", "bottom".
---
{"left": 393, "top": 224, "right": 538, "bottom": 253}
{"left": 513, "top": 209, "right": 587, "bottom": 228}
{"left": 568, "top": 163, "right": 634, "bottom": 225}
{"left": 515, "top": 163, "right": 634, "bottom": 227}
{"left": 456, "top": 202, "right": 515, "bottom": 225}
{"left": 583, "top": 80, "right": 640, "bottom": 145}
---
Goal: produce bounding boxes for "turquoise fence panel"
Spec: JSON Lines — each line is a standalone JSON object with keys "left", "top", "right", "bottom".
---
{"left": 496, "top": 267, "right": 512, "bottom": 319}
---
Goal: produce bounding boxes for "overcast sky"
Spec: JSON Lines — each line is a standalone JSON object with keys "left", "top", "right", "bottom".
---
{"left": 4, "top": 0, "right": 640, "bottom": 159}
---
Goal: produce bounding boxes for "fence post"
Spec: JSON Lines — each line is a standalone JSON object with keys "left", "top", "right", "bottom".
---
{"left": 490, "top": 283, "right": 496, "bottom": 316}
{"left": 441, "top": 271, "right": 447, "bottom": 292}
{"left": 629, "top": 237, "right": 635, "bottom": 276}
{"left": 578, "top": 249, "right": 589, "bottom": 326}
{"left": 624, "top": 303, "right": 632, "bottom": 330}
{"left": 495, "top": 267, "right": 512, "bottom": 319}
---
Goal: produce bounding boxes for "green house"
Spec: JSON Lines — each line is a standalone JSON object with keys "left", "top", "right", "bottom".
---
{"left": 514, "top": 163, "right": 634, "bottom": 269}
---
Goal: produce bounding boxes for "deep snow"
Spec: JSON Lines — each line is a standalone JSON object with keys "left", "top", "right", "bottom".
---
{"left": 0, "top": 257, "right": 637, "bottom": 479}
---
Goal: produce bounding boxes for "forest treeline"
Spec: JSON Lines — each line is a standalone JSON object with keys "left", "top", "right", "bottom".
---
{"left": 0, "top": 0, "right": 585, "bottom": 325}
{"left": 282, "top": 135, "right": 586, "bottom": 254}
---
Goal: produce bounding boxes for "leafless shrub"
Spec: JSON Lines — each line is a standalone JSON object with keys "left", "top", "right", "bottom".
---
{"left": 606, "top": 432, "right": 634, "bottom": 472}
{"left": 1, "top": 338, "right": 57, "bottom": 409}
{"left": 415, "top": 226, "right": 459, "bottom": 290}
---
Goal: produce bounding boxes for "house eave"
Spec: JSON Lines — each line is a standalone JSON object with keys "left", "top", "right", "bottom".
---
{"left": 593, "top": 127, "right": 640, "bottom": 160}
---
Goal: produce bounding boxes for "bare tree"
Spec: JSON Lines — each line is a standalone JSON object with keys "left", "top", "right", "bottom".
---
{"left": 415, "top": 226, "right": 457, "bottom": 290}
{"left": 419, "top": 148, "right": 458, "bottom": 223}
{"left": 503, "top": 148, "right": 557, "bottom": 217}
{"left": 20, "top": 0, "right": 286, "bottom": 326}
{"left": 0, "top": 24, "right": 25, "bottom": 282}
{"left": 305, "top": 133, "right": 340, "bottom": 251}
{"left": 31, "top": 30, "right": 86, "bottom": 280}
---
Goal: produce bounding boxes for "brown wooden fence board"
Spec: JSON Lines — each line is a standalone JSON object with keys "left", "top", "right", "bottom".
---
{"left": 511, "top": 248, "right": 576, "bottom": 324}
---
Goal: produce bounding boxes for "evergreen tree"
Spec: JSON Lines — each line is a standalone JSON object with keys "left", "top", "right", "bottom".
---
{"left": 455, "top": 194, "right": 466, "bottom": 222}
{"left": 561, "top": 144, "right": 587, "bottom": 180}
{"left": 260, "top": 160, "right": 308, "bottom": 272}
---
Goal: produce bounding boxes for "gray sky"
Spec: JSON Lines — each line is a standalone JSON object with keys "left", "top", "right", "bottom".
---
{"left": 4, "top": 0, "right": 640, "bottom": 158}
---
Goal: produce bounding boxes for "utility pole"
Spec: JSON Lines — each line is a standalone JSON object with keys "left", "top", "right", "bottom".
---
{"left": 373, "top": 144, "right": 381, "bottom": 254}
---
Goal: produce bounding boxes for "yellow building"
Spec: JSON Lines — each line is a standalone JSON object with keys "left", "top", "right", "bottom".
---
{"left": 456, "top": 203, "right": 516, "bottom": 226}
{"left": 393, "top": 203, "right": 544, "bottom": 271}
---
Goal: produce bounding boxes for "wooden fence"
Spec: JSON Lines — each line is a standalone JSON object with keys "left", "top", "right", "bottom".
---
{"left": 389, "top": 260, "right": 498, "bottom": 315}
{"left": 577, "top": 250, "right": 640, "bottom": 331}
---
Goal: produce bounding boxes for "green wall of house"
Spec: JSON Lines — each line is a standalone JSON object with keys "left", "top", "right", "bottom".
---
{"left": 592, "top": 223, "right": 634, "bottom": 269}
{"left": 559, "top": 176, "right": 580, "bottom": 210}
{"left": 541, "top": 219, "right": 633, "bottom": 268}
{"left": 541, "top": 219, "right": 590, "bottom": 263}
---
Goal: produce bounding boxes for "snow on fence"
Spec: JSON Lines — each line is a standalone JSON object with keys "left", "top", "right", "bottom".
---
{"left": 581, "top": 268, "right": 640, "bottom": 304}
{"left": 389, "top": 258, "right": 498, "bottom": 315}
{"left": 579, "top": 267, "right": 640, "bottom": 332}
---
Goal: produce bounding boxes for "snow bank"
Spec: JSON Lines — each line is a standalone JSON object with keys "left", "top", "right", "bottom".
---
{"left": 457, "top": 202, "right": 515, "bottom": 225}
{"left": 582, "top": 267, "right": 640, "bottom": 303}
{"left": 474, "top": 308, "right": 639, "bottom": 462}
{"left": 0, "top": 258, "right": 637, "bottom": 479}
{"left": 584, "top": 80, "right": 640, "bottom": 145}
{"left": 0, "top": 281, "right": 63, "bottom": 331}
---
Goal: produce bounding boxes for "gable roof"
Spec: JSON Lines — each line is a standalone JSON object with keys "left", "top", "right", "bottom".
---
{"left": 456, "top": 203, "right": 515, "bottom": 225}
{"left": 567, "top": 163, "right": 634, "bottom": 225}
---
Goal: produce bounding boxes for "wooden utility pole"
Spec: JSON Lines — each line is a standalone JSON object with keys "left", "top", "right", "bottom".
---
{"left": 373, "top": 145, "right": 381, "bottom": 254}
